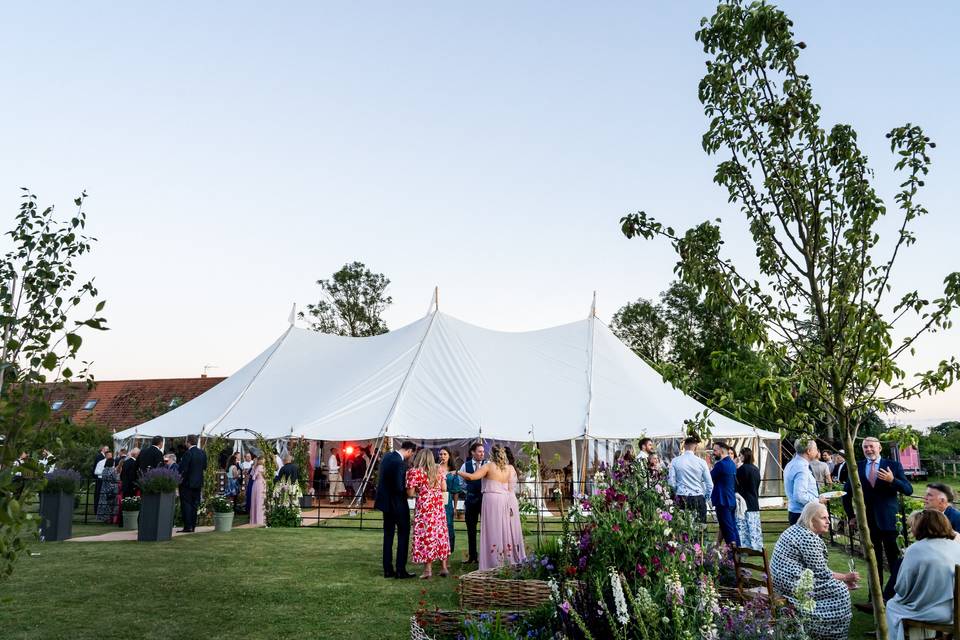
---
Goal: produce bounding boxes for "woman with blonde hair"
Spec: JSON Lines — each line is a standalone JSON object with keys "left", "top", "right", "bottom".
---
{"left": 406, "top": 448, "right": 450, "bottom": 578}
{"left": 249, "top": 456, "right": 267, "bottom": 526}
{"left": 458, "top": 444, "right": 526, "bottom": 570}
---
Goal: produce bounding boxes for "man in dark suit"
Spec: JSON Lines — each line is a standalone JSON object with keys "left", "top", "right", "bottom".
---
{"left": 276, "top": 455, "right": 299, "bottom": 484}
{"left": 710, "top": 441, "right": 740, "bottom": 547}
{"left": 177, "top": 434, "right": 207, "bottom": 533}
{"left": 138, "top": 436, "right": 165, "bottom": 473}
{"left": 120, "top": 448, "right": 140, "bottom": 498}
{"left": 832, "top": 449, "right": 849, "bottom": 483}
{"left": 374, "top": 441, "right": 416, "bottom": 579}
{"left": 843, "top": 436, "right": 912, "bottom": 601}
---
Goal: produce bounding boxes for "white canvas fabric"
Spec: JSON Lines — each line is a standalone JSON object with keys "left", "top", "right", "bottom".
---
{"left": 113, "top": 310, "right": 778, "bottom": 443}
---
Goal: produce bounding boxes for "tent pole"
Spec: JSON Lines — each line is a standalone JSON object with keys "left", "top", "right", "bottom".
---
{"left": 580, "top": 292, "right": 598, "bottom": 494}
{"left": 570, "top": 439, "right": 578, "bottom": 500}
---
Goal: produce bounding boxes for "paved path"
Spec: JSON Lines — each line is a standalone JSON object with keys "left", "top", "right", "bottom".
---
{"left": 68, "top": 524, "right": 261, "bottom": 542}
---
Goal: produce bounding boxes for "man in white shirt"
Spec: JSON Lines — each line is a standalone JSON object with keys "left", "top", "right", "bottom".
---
{"left": 667, "top": 436, "right": 713, "bottom": 523}
{"left": 638, "top": 438, "right": 655, "bottom": 460}
{"left": 327, "top": 447, "right": 344, "bottom": 504}
{"left": 458, "top": 442, "right": 487, "bottom": 564}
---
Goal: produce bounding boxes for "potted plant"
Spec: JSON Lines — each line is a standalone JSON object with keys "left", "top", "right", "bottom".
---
{"left": 39, "top": 469, "right": 83, "bottom": 541}
{"left": 121, "top": 496, "right": 141, "bottom": 530}
{"left": 207, "top": 495, "right": 234, "bottom": 532}
{"left": 137, "top": 467, "right": 180, "bottom": 542}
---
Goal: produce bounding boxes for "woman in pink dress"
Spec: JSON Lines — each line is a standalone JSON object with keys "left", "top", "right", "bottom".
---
{"left": 249, "top": 456, "right": 266, "bottom": 526}
{"left": 406, "top": 448, "right": 450, "bottom": 578}
{"left": 459, "top": 444, "right": 526, "bottom": 570}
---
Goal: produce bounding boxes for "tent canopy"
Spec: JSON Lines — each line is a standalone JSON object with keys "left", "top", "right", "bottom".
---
{"left": 114, "top": 307, "right": 779, "bottom": 443}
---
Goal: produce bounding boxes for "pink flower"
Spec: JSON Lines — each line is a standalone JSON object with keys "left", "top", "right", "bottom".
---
{"left": 636, "top": 564, "right": 647, "bottom": 578}
{"left": 612, "top": 524, "right": 621, "bottom": 533}
{"left": 560, "top": 601, "right": 571, "bottom": 614}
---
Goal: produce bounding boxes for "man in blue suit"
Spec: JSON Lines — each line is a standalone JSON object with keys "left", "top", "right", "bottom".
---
{"left": 375, "top": 441, "right": 416, "bottom": 579}
{"left": 843, "top": 436, "right": 913, "bottom": 602}
{"left": 177, "top": 434, "right": 207, "bottom": 533}
{"left": 710, "top": 441, "right": 740, "bottom": 547}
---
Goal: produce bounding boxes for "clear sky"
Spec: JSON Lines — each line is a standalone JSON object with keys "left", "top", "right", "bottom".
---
{"left": 2, "top": 2, "right": 957, "bottom": 430}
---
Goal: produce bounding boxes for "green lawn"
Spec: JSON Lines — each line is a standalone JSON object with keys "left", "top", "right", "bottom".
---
{"left": 0, "top": 510, "right": 881, "bottom": 638}
{"left": 0, "top": 527, "right": 464, "bottom": 640}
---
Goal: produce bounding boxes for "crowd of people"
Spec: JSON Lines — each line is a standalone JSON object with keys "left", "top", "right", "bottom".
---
{"left": 375, "top": 440, "right": 526, "bottom": 579}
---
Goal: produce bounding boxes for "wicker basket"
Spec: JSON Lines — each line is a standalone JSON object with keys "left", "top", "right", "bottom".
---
{"left": 409, "top": 611, "right": 493, "bottom": 640}
{"left": 459, "top": 568, "right": 576, "bottom": 610}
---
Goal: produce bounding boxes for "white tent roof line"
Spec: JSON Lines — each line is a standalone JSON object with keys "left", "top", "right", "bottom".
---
{"left": 114, "top": 308, "right": 780, "bottom": 442}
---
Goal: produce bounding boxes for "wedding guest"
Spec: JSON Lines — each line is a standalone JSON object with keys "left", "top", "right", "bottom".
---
{"left": 120, "top": 448, "right": 140, "bottom": 499}
{"left": 226, "top": 452, "right": 241, "bottom": 496}
{"left": 923, "top": 483, "right": 960, "bottom": 534}
{"left": 375, "top": 441, "right": 417, "bottom": 579}
{"left": 886, "top": 510, "right": 960, "bottom": 640}
{"left": 458, "top": 444, "right": 526, "bottom": 571}
{"left": 163, "top": 453, "right": 179, "bottom": 474}
{"left": 277, "top": 454, "right": 299, "bottom": 484}
{"left": 647, "top": 453, "right": 664, "bottom": 481}
{"left": 711, "top": 441, "right": 740, "bottom": 547}
{"left": 177, "top": 434, "right": 207, "bottom": 534}
{"left": 770, "top": 501, "right": 858, "bottom": 640}
{"left": 137, "top": 436, "right": 165, "bottom": 473}
{"left": 843, "top": 436, "right": 913, "bottom": 601}
{"left": 242, "top": 452, "right": 255, "bottom": 513}
{"left": 439, "top": 447, "right": 463, "bottom": 555}
{"left": 459, "top": 441, "right": 486, "bottom": 564}
{"left": 406, "top": 449, "right": 450, "bottom": 578}
{"left": 667, "top": 436, "right": 713, "bottom": 523}
{"left": 249, "top": 456, "right": 267, "bottom": 526}
{"left": 735, "top": 447, "right": 763, "bottom": 551}
{"left": 638, "top": 438, "right": 655, "bottom": 460}
{"left": 784, "top": 436, "right": 824, "bottom": 525}
{"left": 96, "top": 459, "right": 120, "bottom": 524}
{"left": 327, "top": 447, "right": 344, "bottom": 504}
{"left": 92, "top": 445, "right": 108, "bottom": 509}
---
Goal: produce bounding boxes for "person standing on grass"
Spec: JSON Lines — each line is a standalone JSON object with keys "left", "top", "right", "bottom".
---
{"left": 784, "top": 436, "right": 826, "bottom": 525}
{"left": 177, "top": 434, "right": 207, "bottom": 533}
{"left": 327, "top": 447, "right": 344, "bottom": 504}
{"left": 375, "top": 441, "right": 417, "bottom": 579}
{"left": 459, "top": 441, "right": 486, "bottom": 565}
{"left": 843, "top": 436, "right": 913, "bottom": 602}
{"left": 458, "top": 444, "right": 526, "bottom": 571}
{"left": 249, "top": 456, "right": 267, "bottom": 526}
{"left": 735, "top": 447, "right": 763, "bottom": 551}
{"left": 406, "top": 448, "right": 450, "bottom": 579}
{"left": 439, "top": 447, "right": 463, "bottom": 557}
{"left": 667, "top": 436, "right": 713, "bottom": 523}
{"left": 710, "top": 441, "right": 740, "bottom": 547}
{"left": 138, "top": 436, "right": 165, "bottom": 473}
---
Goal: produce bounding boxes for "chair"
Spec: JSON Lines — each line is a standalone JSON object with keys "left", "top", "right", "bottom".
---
{"left": 902, "top": 564, "right": 960, "bottom": 639}
{"left": 732, "top": 545, "right": 781, "bottom": 612}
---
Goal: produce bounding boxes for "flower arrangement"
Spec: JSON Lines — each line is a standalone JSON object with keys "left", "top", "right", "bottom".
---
{"left": 206, "top": 495, "right": 234, "bottom": 514}
{"left": 137, "top": 467, "right": 181, "bottom": 494}
{"left": 42, "top": 469, "right": 84, "bottom": 495}
{"left": 266, "top": 479, "right": 302, "bottom": 527}
{"left": 121, "top": 496, "right": 141, "bottom": 511}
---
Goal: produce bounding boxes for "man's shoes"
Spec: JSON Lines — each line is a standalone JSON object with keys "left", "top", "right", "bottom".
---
{"left": 395, "top": 572, "right": 416, "bottom": 579}
{"left": 854, "top": 603, "right": 874, "bottom": 614}
{"left": 384, "top": 570, "right": 396, "bottom": 579}
{"left": 176, "top": 528, "right": 192, "bottom": 533}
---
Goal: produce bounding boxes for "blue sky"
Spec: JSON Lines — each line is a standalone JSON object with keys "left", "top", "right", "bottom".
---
{"left": 2, "top": 2, "right": 957, "bottom": 429}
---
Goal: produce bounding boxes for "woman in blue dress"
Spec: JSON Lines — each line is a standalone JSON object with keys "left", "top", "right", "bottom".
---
{"left": 439, "top": 447, "right": 463, "bottom": 556}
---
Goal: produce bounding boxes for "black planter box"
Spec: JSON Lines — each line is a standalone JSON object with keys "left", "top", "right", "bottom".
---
{"left": 39, "top": 491, "right": 74, "bottom": 541}
{"left": 300, "top": 496, "right": 314, "bottom": 509}
{"left": 138, "top": 492, "right": 175, "bottom": 542}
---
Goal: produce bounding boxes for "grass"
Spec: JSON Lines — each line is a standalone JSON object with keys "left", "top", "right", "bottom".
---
{"left": 2, "top": 509, "right": 883, "bottom": 639}
{"left": 0, "top": 526, "right": 467, "bottom": 640}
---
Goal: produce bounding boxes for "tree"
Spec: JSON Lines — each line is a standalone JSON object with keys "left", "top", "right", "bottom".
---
{"left": 620, "top": 2, "right": 960, "bottom": 633}
{"left": 613, "top": 281, "right": 808, "bottom": 435}
{"left": 298, "top": 261, "right": 392, "bottom": 337}
{"left": 0, "top": 190, "right": 107, "bottom": 578}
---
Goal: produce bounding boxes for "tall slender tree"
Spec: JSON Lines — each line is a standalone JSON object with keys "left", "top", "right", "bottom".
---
{"left": 621, "top": 2, "right": 960, "bottom": 633}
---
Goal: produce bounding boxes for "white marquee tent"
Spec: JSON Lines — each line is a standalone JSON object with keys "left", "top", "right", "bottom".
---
{"left": 114, "top": 301, "right": 780, "bottom": 449}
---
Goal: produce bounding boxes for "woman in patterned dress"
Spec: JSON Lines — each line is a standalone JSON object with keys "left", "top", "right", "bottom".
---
{"left": 770, "top": 501, "right": 859, "bottom": 640}
{"left": 735, "top": 447, "right": 764, "bottom": 551}
{"left": 406, "top": 448, "right": 450, "bottom": 578}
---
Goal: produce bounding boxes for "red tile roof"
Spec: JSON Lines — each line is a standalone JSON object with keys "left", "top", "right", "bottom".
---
{"left": 46, "top": 377, "right": 226, "bottom": 432}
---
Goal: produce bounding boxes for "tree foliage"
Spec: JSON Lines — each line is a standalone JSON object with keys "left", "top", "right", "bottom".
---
{"left": 620, "top": 1, "right": 960, "bottom": 632}
{"left": 0, "top": 190, "right": 107, "bottom": 578}
{"left": 298, "top": 261, "right": 392, "bottom": 337}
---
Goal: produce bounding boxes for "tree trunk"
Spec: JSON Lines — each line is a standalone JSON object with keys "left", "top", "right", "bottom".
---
{"left": 841, "top": 427, "right": 888, "bottom": 638}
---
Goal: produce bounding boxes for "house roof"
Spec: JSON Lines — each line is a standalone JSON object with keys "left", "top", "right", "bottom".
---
{"left": 47, "top": 377, "right": 226, "bottom": 432}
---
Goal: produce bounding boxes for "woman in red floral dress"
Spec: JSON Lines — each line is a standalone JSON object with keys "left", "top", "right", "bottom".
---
{"left": 406, "top": 448, "right": 451, "bottom": 578}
